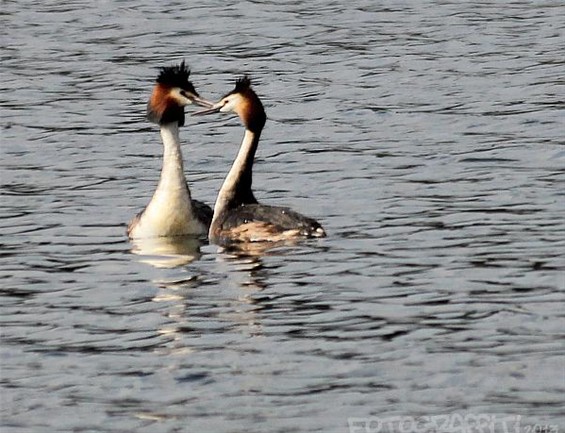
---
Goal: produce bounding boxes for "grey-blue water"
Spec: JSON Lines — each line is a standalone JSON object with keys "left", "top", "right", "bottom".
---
{"left": 1, "top": 1, "right": 564, "bottom": 432}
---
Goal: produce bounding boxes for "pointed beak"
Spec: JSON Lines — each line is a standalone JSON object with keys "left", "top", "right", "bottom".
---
{"left": 192, "top": 102, "right": 222, "bottom": 116}
{"left": 192, "top": 96, "right": 215, "bottom": 108}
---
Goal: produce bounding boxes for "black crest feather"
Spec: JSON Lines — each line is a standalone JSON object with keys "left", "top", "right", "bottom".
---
{"left": 156, "top": 61, "right": 191, "bottom": 88}
{"left": 234, "top": 76, "right": 252, "bottom": 93}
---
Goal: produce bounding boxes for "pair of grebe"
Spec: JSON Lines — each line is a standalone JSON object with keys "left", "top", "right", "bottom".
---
{"left": 127, "top": 62, "right": 325, "bottom": 245}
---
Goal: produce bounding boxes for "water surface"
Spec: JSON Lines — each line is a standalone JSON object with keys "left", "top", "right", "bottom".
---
{"left": 1, "top": 1, "right": 564, "bottom": 432}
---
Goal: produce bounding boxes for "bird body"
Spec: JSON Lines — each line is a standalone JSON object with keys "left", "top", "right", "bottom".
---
{"left": 128, "top": 62, "right": 213, "bottom": 239}
{"left": 194, "top": 77, "right": 325, "bottom": 245}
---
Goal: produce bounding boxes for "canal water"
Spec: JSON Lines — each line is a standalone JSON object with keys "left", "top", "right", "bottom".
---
{"left": 2, "top": 1, "right": 564, "bottom": 432}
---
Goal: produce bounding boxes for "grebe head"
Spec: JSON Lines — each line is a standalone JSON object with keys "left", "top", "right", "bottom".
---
{"left": 194, "top": 76, "right": 266, "bottom": 132}
{"left": 147, "top": 61, "right": 213, "bottom": 126}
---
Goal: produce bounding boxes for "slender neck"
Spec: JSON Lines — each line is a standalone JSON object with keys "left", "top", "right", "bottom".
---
{"left": 155, "top": 122, "right": 191, "bottom": 201}
{"left": 213, "top": 127, "right": 260, "bottom": 219}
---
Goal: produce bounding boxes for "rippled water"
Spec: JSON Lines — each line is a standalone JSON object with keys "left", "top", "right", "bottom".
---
{"left": 2, "top": 1, "right": 564, "bottom": 432}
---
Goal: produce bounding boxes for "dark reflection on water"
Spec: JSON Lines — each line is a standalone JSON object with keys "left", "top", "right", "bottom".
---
{"left": 2, "top": 0, "right": 564, "bottom": 432}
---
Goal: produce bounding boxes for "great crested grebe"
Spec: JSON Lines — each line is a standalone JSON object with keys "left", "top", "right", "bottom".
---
{"left": 194, "top": 76, "right": 326, "bottom": 244}
{"left": 127, "top": 61, "right": 214, "bottom": 239}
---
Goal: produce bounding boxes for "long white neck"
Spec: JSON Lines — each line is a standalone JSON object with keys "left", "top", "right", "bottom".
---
{"left": 210, "top": 128, "right": 259, "bottom": 232}
{"left": 155, "top": 122, "right": 192, "bottom": 202}
{"left": 129, "top": 122, "right": 205, "bottom": 238}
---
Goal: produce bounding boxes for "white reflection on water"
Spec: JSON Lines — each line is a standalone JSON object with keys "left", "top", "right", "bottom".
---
{"left": 130, "top": 236, "right": 204, "bottom": 268}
